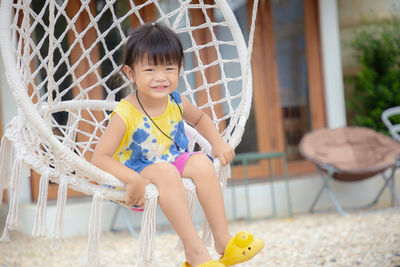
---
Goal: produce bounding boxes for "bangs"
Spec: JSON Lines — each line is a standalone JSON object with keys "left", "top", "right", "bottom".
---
{"left": 125, "top": 24, "right": 183, "bottom": 67}
{"left": 138, "top": 33, "right": 183, "bottom": 66}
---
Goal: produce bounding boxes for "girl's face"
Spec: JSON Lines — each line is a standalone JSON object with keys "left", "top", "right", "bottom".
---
{"left": 124, "top": 58, "right": 179, "bottom": 101}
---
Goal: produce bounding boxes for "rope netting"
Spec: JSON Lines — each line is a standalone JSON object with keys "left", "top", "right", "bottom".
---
{"left": 8, "top": 0, "right": 251, "bottom": 160}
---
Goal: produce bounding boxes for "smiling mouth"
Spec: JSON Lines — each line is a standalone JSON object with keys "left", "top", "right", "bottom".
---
{"left": 152, "top": 85, "right": 168, "bottom": 90}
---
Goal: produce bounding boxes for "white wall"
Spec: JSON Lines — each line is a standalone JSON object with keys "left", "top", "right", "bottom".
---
{"left": 318, "top": 0, "right": 347, "bottom": 129}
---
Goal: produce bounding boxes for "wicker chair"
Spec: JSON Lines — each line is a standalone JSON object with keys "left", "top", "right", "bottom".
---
{"left": 0, "top": 1, "right": 259, "bottom": 266}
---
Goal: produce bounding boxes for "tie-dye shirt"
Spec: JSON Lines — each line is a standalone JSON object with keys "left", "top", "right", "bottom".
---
{"left": 112, "top": 91, "right": 189, "bottom": 173}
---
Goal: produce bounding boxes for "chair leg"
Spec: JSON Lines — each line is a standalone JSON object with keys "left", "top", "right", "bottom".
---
{"left": 354, "top": 166, "right": 400, "bottom": 210}
{"left": 109, "top": 204, "right": 140, "bottom": 237}
{"left": 390, "top": 174, "right": 395, "bottom": 206}
{"left": 382, "top": 167, "right": 400, "bottom": 206}
{"left": 364, "top": 167, "right": 397, "bottom": 208}
{"left": 109, "top": 204, "right": 120, "bottom": 232}
{"left": 324, "top": 181, "right": 346, "bottom": 216}
{"left": 356, "top": 166, "right": 400, "bottom": 211}
{"left": 390, "top": 169, "right": 399, "bottom": 206}
{"left": 311, "top": 165, "right": 400, "bottom": 216}
{"left": 309, "top": 183, "right": 326, "bottom": 213}
{"left": 122, "top": 207, "right": 140, "bottom": 237}
{"left": 310, "top": 166, "right": 346, "bottom": 216}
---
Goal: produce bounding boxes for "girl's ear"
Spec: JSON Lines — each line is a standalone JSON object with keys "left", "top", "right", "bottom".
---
{"left": 123, "top": 65, "right": 135, "bottom": 82}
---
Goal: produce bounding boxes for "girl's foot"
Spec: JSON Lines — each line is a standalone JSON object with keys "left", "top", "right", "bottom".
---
{"left": 182, "top": 260, "right": 225, "bottom": 267}
{"left": 214, "top": 233, "right": 232, "bottom": 255}
{"left": 184, "top": 242, "right": 213, "bottom": 267}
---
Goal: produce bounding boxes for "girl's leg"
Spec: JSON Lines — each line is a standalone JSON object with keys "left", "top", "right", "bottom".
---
{"left": 140, "top": 162, "right": 212, "bottom": 266}
{"left": 181, "top": 154, "right": 231, "bottom": 255}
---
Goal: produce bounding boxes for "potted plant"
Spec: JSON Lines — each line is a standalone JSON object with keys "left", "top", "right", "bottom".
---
{"left": 347, "top": 15, "right": 400, "bottom": 135}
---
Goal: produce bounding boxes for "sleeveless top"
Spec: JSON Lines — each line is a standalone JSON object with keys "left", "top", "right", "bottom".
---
{"left": 112, "top": 91, "right": 189, "bottom": 173}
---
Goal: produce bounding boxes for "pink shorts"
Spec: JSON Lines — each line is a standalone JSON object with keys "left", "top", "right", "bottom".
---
{"left": 122, "top": 152, "right": 213, "bottom": 212}
{"left": 172, "top": 151, "right": 212, "bottom": 175}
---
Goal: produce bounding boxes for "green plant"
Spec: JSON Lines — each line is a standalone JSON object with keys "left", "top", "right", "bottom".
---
{"left": 347, "top": 15, "right": 400, "bottom": 135}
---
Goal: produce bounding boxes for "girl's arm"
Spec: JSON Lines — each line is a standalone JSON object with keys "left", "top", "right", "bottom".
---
{"left": 91, "top": 114, "right": 146, "bottom": 205}
{"left": 182, "top": 96, "right": 235, "bottom": 166}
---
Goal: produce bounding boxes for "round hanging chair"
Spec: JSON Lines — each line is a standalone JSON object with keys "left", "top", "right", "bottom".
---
{"left": 299, "top": 127, "right": 400, "bottom": 181}
{"left": 0, "top": 0, "right": 259, "bottom": 266}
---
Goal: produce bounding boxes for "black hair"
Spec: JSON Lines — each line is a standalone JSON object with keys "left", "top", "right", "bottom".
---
{"left": 123, "top": 23, "right": 184, "bottom": 68}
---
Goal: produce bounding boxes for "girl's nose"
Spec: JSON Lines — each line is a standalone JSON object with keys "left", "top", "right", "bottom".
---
{"left": 154, "top": 70, "right": 166, "bottom": 81}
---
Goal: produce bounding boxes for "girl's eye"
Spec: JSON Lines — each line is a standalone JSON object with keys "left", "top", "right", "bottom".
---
{"left": 167, "top": 67, "right": 177, "bottom": 71}
{"left": 144, "top": 68, "right": 154, "bottom": 72}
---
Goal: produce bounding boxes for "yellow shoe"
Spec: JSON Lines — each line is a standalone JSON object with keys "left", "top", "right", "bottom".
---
{"left": 219, "top": 231, "right": 264, "bottom": 266}
{"left": 182, "top": 260, "right": 225, "bottom": 267}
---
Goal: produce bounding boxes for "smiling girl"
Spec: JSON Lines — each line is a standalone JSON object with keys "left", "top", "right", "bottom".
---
{"left": 92, "top": 23, "right": 263, "bottom": 267}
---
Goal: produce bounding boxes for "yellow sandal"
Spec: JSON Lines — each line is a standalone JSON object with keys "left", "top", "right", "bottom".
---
{"left": 219, "top": 231, "right": 264, "bottom": 266}
{"left": 182, "top": 260, "right": 225, "bottom": 267}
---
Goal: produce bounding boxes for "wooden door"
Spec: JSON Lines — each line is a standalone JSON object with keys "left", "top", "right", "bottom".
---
{"left": 234, "top": 0, "right": 326, "bottom": 178}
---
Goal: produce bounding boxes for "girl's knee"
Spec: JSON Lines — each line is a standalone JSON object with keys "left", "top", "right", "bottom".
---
{"left": 143, "top": 162, "right": 181, "bottom": 185}
{"left": 188, "top": 154, "right": 215, "bottom": 175}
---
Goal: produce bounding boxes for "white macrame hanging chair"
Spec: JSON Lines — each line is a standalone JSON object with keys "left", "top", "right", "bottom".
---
{"left": 0, "top": 0, "right": 259, "bottom": 266}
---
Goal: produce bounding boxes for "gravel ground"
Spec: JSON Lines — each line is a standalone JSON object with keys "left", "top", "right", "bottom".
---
{"left": 1, "top": 208, "right": 400, "bottom": 267}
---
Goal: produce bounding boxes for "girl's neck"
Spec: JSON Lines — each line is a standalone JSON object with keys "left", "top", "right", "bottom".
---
{"left": 134, "top": 90, "right": 169, "bottom": 117}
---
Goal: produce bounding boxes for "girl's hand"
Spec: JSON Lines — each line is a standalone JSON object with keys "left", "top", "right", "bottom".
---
{"left": 124, "top": 177, "right": 150, "bottom": 206}
{"left": 212, "top": 141, "right": 235, "bottom": 166}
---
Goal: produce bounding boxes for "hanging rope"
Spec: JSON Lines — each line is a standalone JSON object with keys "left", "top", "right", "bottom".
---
{"left": 137, "top": 184, "right": 159, "bottom": 267}
{"left": 51, "top": 180, "right": 68, "bottom": 251}
{"left": 0, "top": 136, "right": 14, "bottom": 206}
{"left": 83, "top": 191, "right": 104, "bottom": 267}
{"left": 32, "top": 170, "right": 50, "bottom": 237}
{"left": 0, "top": 157, "right": 22, "bottom": 242}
